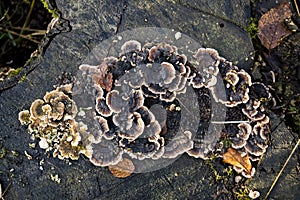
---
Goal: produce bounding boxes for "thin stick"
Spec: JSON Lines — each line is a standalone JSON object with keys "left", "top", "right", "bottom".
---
{"left": 9, "top": 26, "right": 46, "bottom": 33}
{"left": 0, "top": 9, "right": 9, "bottom": 22}
{"left": 263, "top": 138, "right": 300, "bottom": 200}
{"left": 0, "top": 27, "right": 40, "bottom": 43}
{"left": 294, "top": 0, "right": 300, "bottom": 16}
{"left": 1, "top": 182, "right": 11, "bottom": 200}
{"left": 211, "top": 120, "right": 249, "bottom": 124}
{"left": 19, "top": 0, "right": 35, "bottom": 36}
{"left": 15, "top": 0, "right": 36, "bottom": 44}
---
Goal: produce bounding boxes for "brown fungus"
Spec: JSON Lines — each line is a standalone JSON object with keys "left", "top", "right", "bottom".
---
{"left": 148, "top": 46, "right": 161, "bottom": 62}
{"left": 190, "top": 71, "right": 204, "bottom": 88}
{"left": 160, "top": 91, "right": 176, "bottom": 102}
{"left": 29, "top": 99, "right": 46, "bottom": 120}
{"left": 19, "top": 84, "right": 90, "bottom": 160}
{"left": 250, "top": 82, "right": 272, "bottom": 100}
{"left": 135, "top": 106, "right": 155, "bottom": 126}
{"left": 142, "top": 120, "right": 161, "bottom": 138}
{"left": 221, "top": 71, "right": 252, "bottom": 107}
{"left": 119, "top": 135, "right": 164, "bottom": 160}
{"left": 225, "top": 71, "right": 239, "bottom": 87}
{"left": 128, "top": 89, "right": 145, "bottom": 111}
{"left": 56, "top": 131, "right": 83, "bottom": 160}
{"left": 57, "top": 83, "right": 73, "bottom": 94}
{"left": 79, "top": 62, "right": 114, "bottom": 92}
{"left": 126, "top": 68, "right": 145, "bottom": 88}
{"left": 18, "top": 110, "right": 31, "bottom": 125}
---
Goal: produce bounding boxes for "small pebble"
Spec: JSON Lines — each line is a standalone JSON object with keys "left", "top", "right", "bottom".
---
{"left": 175, "top": 32, "right": 182, "bottom": 40}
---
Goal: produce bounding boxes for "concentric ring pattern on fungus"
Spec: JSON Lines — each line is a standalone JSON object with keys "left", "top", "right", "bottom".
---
{"left": 19, "top": 29, "right": 272, "bottom": 178}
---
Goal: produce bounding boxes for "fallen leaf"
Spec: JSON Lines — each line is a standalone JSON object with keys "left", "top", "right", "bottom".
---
{"left": 93, "top": 60, "right": 113, "bottom": 92}
{"left": 222, "top": 147, "right": 252, "bottom": 173}
{"left": 258, "top": 2, "right": 293, "bottom": 49}
{"left": 108, "top": 158, "right": 135, "bottom": 178}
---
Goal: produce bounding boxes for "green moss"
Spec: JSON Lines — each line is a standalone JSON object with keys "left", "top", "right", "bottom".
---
{"left": 246, "top": 17, "right": 258, "bottom": 39}
{"left": 0, "top": 146, "right": 7, "bottom": 158}
{"left": 234, "top": 187, "right": 251, "bottom": 200}
{"left": 19, "top": 74, "right": 28, "bottom": 83}
{"left": 40, "top": 0, "right": 59, "bottom": 19}
{"left": 7, "top": 67, "right": 21, "bottom": 78}
{"left": 222, "top": 138, "right": 232, "bottom": 148}
{"left": 226, "top": 166, "right": 234, "bottom": 176}
{"left": 205, "top": 159, "right": 233, "bottom": 181}
{"left": 206, "top": 160, "right": 222, "bottom": 181}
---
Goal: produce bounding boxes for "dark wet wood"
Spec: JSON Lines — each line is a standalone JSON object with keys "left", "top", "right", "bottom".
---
{"left": 0, "top": 0, "right": 298, "bottom": 199}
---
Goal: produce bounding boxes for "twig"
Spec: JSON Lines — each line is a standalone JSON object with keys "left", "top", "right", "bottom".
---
{"left": 294, "top": 0, "right": 300, "bottom": 16}
{"left": 8, "top": 26, "right": 46, "bottom": 33}
{"left": 1, "top": 182, "right": 11, "bottom": 200}
{"left": 0, "top": 9, "right": 9, "bottom": 22}
{"left": 18, "top": 0, "right": 35, "bottom": 42}
{"left": 263, "top": 138, "right": 300, "bottom": 200}
{"left": 211, "top": 120, "right": 249, "bottom": 124}
{"left": 0, "top": 27, "right": 40, "bottom": 43}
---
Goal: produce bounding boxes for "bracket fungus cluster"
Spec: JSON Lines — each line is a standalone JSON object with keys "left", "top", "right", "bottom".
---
{"left": 19, "top": 40, "right": 272, "bottom": 178}
{"left": 18, "top": 84, "right": 91, "bottom": 160}
{"left": 194, "top": 48, "right": 272, "bottom": 177}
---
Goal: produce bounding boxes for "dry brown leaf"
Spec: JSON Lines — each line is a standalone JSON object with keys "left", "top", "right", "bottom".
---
{"left": 108, "top": 158, "right": 135, "bottom": 178}
{"left": 222, "top": 147, "right": 252, "bottom": 173}
{"left": 258, "top": 2, "right": 293, "bottom": 49}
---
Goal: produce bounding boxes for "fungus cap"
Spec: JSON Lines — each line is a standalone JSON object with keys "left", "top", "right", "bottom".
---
{"left": 18, "top": 110, "right": 31, "bottom": 125}
{"left": 89, "top": 140, "right": 123, "bottom": 166}
{"left": 163, "top": 131, "right": 193, "bottom": 159}
{"left": 194, "top": 48, "right": 220, "bottom": 68}
{"left": 117, "top": 112, "right": 145, "bottom": 140}
{"left": 96, "top": 96, "right": 113, "bottom": 117}
{"left": 121, "top": 40, "right": 141, "bottom": 54}
{"left": 29, "top": 99, "right": 46, "bottom": 120}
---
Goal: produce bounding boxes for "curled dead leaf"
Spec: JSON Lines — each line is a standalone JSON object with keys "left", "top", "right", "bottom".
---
{"left": 108, "top": 158, "right": 135, "bottom": 178}
{"left": 258, "top": 2, "right": 293, "bottom": 49}
{"left": 92, "top": 61, "right": 113, "bottom": 92}
{"left": 222, "top": 147, "right": 252, "bottom": 173}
